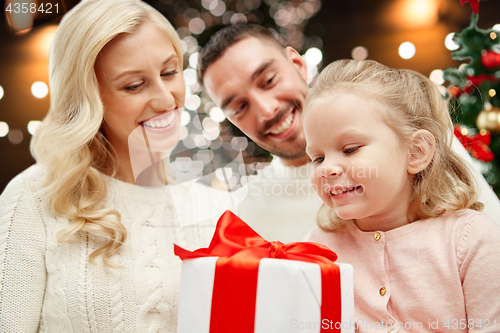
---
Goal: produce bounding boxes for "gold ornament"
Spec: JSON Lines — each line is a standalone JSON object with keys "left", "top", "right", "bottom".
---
{"left": 476, "top": 106, "right": 500, "bottom": 133}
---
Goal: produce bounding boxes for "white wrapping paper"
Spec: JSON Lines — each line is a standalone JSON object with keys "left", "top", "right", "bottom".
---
{"left": 178, "top": 257, "right": 354, "bottom": 333}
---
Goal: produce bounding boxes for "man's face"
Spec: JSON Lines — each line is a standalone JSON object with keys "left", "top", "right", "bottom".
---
{"left": 203, "top": 37, "right": 309, "bottom": 161}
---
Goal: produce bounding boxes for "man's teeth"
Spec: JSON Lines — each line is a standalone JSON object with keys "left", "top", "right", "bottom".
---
{"left": 143, "top": 113, "right": 175, "bottom": 128}
{"left": 270, "top": 113, "right": 293, "bottom": 135}
{"left": 330, "top": 186, "right": 357, "bottom": 195}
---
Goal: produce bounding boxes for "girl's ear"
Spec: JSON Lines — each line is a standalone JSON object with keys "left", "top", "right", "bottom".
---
{"left": 407, "top": 130, "right": 436, "bottom": 174}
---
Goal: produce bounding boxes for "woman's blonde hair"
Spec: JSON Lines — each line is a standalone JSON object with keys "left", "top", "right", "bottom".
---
{"left": 31, "top": 0, "right": 183, "bottom": 266}
{"left": 304, "top": 59, "right": 483, "bottom": 231}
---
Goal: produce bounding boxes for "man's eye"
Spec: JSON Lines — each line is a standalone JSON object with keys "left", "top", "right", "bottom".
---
{"left": 264, "top": 75, "right": 275, "bottom": 87}
{"left": 235, "top": 102, "right": 247, "bottom": 115}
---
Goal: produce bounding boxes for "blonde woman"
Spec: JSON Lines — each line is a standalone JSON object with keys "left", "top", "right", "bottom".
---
{"left": 0, "top": 0, "right": 231, "bottom": 331}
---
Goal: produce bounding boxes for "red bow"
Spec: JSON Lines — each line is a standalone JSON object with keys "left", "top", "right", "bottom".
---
{"left": 464, "top": 74, "right": 497, "bottom": 93}
{"left": 175, "top": 210, "right": 342, "bottom": 333}
{"left": 460, "top": 0, "right": 480, "bottom": 14}
{"left": 454, "top": 125, "right": 494, "bottom": 162}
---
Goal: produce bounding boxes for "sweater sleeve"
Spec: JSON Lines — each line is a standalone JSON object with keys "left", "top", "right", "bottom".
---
{"left": 0, "top": 172, "right": 47, "bottom": 332}
{"left": 457, "top": 212, "right": 500, "bottom": 332}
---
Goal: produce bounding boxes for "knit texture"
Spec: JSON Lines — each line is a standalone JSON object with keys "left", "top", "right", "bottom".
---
{"left": 0, "top": 164, "right": 235, "bottom": 332}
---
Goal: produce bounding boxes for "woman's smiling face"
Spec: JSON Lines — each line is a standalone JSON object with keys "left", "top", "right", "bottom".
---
{"left": 95, "top": 21, "right": 185, "bottom": 159}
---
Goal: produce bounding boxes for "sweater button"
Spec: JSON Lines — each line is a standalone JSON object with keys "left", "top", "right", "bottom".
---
{"left": 379, "top": 287, "right": 387, "bottom": 296}
{"left": 374, "top": 232, "right": 381, "bottom": 241}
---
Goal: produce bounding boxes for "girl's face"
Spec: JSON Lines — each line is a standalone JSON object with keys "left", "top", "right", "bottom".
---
{"left": 95, "top": 22, "right": 185, "bottom": 159}
{"left": 304, "top": 93, "right": 413, "bottom": 232}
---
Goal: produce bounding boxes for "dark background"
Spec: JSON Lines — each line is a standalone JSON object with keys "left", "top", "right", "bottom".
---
{"left": 1, "top": 0, "right": 499, "bottom": 193}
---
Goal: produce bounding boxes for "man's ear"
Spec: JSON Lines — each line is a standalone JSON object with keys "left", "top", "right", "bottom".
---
{"left": 285, "top": 46, "right": 308, "bottom": 82}
{"left": 407, "top": 130, "right": 436, "bottom": 175}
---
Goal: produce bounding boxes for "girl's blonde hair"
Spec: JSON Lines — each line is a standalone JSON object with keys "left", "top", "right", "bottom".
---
{"left": 304, "top": 59, "right": 483, "bottom": 231}
{"left": 31, "top": 0, "right": 183, "bottom": 266}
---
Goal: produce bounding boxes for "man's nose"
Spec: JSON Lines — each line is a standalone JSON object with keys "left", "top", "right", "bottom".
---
{"left": 252, "top": 93, "right": 279, "bottom": 121}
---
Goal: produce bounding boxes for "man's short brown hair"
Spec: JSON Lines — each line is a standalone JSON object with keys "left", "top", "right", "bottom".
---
{"left": 197, "top": 23, "right": 284, "bottom": 86}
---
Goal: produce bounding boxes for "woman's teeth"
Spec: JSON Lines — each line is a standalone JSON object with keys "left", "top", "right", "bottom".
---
{"left": 330, "top": 186, "right": 358, "bottom": 195}
{"left": 143, "top": 113, "right": 175, "bottom": 129}
{"left": 270, "top": 113, "right": 293, "bottom": 135}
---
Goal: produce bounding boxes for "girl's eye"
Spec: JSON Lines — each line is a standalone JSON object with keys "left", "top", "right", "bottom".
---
{"left": 344, "top": 146, "right": 360, "bottom": 154}
{"left": 313, "top": 157, "right": 324, "bottom": 164}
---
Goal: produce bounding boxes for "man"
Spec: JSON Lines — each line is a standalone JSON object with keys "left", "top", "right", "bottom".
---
{"left": 198, "top": 24, "right": 500, "bottom": 241}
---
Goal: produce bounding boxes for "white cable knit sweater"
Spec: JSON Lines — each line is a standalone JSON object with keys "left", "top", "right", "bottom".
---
{"left": 0, "top": 164, "right": 234, "bottom": 332}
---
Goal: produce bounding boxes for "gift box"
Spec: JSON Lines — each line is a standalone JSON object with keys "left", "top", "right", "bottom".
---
{"left": 175, "top": 211, "right": 354, "bottom": 333}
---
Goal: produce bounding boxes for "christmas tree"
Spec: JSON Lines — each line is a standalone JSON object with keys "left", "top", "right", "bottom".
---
{"left": 444, "top": 0, "right": 500, "bottom": 196}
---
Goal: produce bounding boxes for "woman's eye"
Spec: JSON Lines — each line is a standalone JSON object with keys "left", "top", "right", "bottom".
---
{"left": 161, "top": 70, "right": 178, "bottom": 78}
{"left": 344, "top": 146, "right": 359, "bottom": 154}
{"left": 125, "top": 82, "right": 143, "bottom": 91}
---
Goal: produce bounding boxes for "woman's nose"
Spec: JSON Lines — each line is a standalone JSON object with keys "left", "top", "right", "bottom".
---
{"left": 149, "top": 80, "right": 176, "bottom": 110}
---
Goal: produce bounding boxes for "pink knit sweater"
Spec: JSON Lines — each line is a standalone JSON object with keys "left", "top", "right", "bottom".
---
{"left": 305, "top": 209, "right": 500, "bottom": 333}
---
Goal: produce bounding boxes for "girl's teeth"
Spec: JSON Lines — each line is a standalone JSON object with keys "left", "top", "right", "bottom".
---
{"left": 144, "top": 113, "right": 175, "bottom": 128}
{"left": 270, "top": 113, "right": 293, "bottom": 135}
{"left": 330, "top": 186, "right": 356, "bottom": 195}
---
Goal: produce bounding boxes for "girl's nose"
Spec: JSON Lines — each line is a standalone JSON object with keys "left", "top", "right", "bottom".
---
{"left": 319, "top": 164, "right": 343, "bottom": 178}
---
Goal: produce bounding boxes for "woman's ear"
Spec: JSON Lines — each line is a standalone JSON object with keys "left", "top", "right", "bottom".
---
{"left": 407, "top": 130, "right": 436, "bottom": 175}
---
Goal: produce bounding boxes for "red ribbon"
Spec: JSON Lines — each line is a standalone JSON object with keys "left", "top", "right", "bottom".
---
{"left": 464, "top": 74, "right": 497, "bottom": 93}
{"left": 175, "top": 210, "right": 342, "bottom": 333}
{"left": 460, "top": 0, "right": 480, "bottom": 14}
{"left": 454, "top": 125, "right": 494, "bottom": 162}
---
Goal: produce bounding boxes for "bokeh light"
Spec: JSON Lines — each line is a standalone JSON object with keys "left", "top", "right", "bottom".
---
{"left": 27, "top": 120, "right": 41, "bottom": 135}
{"left": 0, "top": 122, "right": 9, "bottom": 137}
{"left": 230, "top": 13, "right": 247, "bottom": 24}
{"left": 210, "top": 0, "right": 226, "bottom": 16}
{"left": 398, "top": 42, "right": 416, "bottom": 59}
{"left": 0, "top": 85, "right": 4, "bottom": 100}
{"left": 31, "top": 81, "right": 49, "bottom": 98}
{"left": 351, "top": 46, "right": 369, "bottom": 60}
{"left": 8, "top": 129, "right": 23, "bottom": 145}
{"left": 209, "top": 107, "right": 226, "bottom": 123}
{"left": 181, "top": 110, "right": 191, "bottom": 126}
{"left": 445, "top": 33, "right": 460, "bottom": 51}
{"left": 183, "top": 68, "right": 198, "bottom": 86}
{"left": 304, "top": 47, "right": 322, "bottom": 66}
{"left": 188, "top": 18, "right": 206, "bottom": 35}
{"left": 189, "top": 52, "right": 199, "bottom": 69}
{"left": 185, "top": 95, "right": 201, "bottom": 111}
{"left": 429, "top": 69, "right": 444, "bottom": 85}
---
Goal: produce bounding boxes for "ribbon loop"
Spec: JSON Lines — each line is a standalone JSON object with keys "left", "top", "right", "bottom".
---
{"left": 175, "top": 210, "right": 342, "bottom": 333}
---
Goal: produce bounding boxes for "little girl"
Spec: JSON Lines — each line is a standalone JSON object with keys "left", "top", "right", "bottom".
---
{"left": 303, "top": 59, "right": 500, "bottom": 333}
